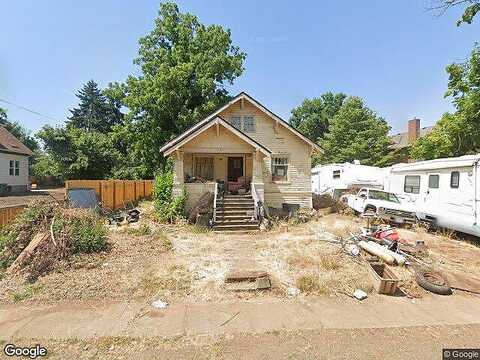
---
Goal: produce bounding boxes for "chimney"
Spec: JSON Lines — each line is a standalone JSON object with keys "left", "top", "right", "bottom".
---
{"left": 408, "top": 118, "right": 420, "bottom": 144}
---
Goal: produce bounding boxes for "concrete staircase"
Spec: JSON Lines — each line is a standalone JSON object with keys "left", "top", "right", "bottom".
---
{"left": 213, "top": 194, "right": 260, "bottom": 233}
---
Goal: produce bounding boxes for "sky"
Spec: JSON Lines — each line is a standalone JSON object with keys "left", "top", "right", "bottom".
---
{"left": 1, "top": 0, "right": 479, "bottom": 136}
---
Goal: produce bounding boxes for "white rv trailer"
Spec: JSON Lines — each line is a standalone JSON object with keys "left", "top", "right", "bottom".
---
{"left": 311, "top": 162, "right": 388, "bottom": 198}
{"left": 385, "top": 154, "right": 480, "bottom": 237}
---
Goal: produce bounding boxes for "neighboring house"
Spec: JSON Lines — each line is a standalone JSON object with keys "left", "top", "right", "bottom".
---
{"left": 311, "top": 161, "right": 389, "bottom": 198}
{"left": 0, "top": 126, "right": 34, "bottom": 193}
{"left": 160, "top": 92, "right": 321, "bottom": 221}
{"left": 390, "top": 118, "right": 433, "bottom": 162}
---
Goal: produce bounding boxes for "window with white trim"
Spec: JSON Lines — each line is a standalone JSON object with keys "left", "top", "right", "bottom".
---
{"left": 333, "top": 170, "right": 341, "bottom": 179}
{"left": 9, "top": 160, "right": 14, "bottom": 176}
{"left": 272, "top": 156, "right": 289, "bottom": 181}
{"left": 8, "top": 160, "right": 19, "bottom": 176}
{"left": 15, "top": 161, "right": 19, "bottom": 176}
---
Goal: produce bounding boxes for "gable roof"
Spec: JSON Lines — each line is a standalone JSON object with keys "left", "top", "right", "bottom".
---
{"left": 161, "top": 116, "right": 271, "bottom": 156}
{"left": 390, "top": 126, "right": 434, "bottom": 149}
{"left": 0, "top": 126, "right": 34, "bottom": 156}
{"left": 160, "top": 92, "right": 322, "bottom": 155}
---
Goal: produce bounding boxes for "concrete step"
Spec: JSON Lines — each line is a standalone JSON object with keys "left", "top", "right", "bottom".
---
{"left": 224, "top": 195, "right": 252, "bottom": 199}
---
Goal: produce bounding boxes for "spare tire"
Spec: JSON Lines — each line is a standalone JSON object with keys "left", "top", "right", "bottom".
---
{"left": 415, "top": 269, "right": 452, "bottom": 295}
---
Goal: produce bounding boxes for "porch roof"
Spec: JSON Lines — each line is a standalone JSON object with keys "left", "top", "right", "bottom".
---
{"left": 161, "top": 116, "right": 271, "bottom": 156}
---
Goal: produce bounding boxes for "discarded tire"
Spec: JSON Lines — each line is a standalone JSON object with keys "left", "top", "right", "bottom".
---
{"left": 415, "top": 269, "right": 452, "bottom": 295}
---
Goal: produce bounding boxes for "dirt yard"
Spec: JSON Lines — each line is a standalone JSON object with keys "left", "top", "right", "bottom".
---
{"left": 2, "top": 201, "right": 480, "bottom": 306}
{"left": 0, "top": 188, "right": 65, "bottom": 207}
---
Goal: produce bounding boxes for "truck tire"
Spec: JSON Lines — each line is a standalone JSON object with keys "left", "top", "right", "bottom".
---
{"left": 415, "top": 269, "right": 452, "bottom": 295}
{"left": 364, "top": 205, "right": 376, "bottom": 216}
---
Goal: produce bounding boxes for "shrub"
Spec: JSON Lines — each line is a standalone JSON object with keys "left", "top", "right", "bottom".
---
{"left": 153, "top": 170, "right": 186, "bottom": 223}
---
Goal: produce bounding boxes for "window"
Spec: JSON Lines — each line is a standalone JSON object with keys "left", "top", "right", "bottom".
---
{"left": 450, "top": 171, "right": 460, "bottom": 188}
{"left": 404, "top": 175, "right": 420, "bottom": 194}
{"left": 333, "top": 170, "right": 341, "bottom": 179}
{"left": 243, "top": 116, "right": 255, "bottom": 132}
{"left": 230, "top": 115, "right": 256, "bottom": 132}
{"left": 369, "top": 190, "right": 400, "bottom": 203}
{"left": 15, "top": 161, "right": 19, "bottom": 176}
{"left": 194, "top": 156, "right": 214, "bottom": 181}
{"left": 9, "top": 160, "right": 14, "bottom": 176}
{"left": 272, "top": 156, "right": 289, "bottom": 181}
{"left": 428, "top": 174, "right": 439, "bottom": 189}
{"left": 231, "top": 116, "right": 241, "bottom": 130}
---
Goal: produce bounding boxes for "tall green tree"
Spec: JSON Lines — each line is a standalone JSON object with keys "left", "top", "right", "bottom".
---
{"left": 113, "top": 2, "right": 246, "bottom": 178}
{"left": 412, "top": 44, "right": 480, "bottom": 159}
{"left": 320, "top": 97, "right": 393, "bottom": 166}
{"left": 37, "top": 126, "right": 121, "bottom": 180}
{"left": 290, "top": 92, "right": 346, "bottom": 143}
{"left": 67, "top": 80, "right": 123, "bottom": 133}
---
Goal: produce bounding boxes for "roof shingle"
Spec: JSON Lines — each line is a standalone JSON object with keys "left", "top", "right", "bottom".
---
{"left": 0, "top": 126, "right": 34, "bottom": 156}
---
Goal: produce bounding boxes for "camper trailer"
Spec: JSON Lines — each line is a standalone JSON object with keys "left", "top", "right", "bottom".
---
{"left": 385, "top": 155, "right": 480, "bottom": 237}
{"left": 311, "top": 162, "right": 389, "bottom": 199}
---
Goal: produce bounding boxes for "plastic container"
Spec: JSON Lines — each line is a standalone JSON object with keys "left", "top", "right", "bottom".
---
{"left": 368, "top": 263, "right": 400, "bottom": 295}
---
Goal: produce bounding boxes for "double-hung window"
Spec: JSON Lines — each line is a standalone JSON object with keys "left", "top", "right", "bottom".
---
{"left": 9, "top": 160, "right": 19, "bottom": 176}
{"left": 272, "top": 156, "right": 289, "bottom": 181}
{"left": 230, "top": 116, "right": 242, "bottom": 130}
{"left": 193, "top": 156, "right": 214, "bottom": 181}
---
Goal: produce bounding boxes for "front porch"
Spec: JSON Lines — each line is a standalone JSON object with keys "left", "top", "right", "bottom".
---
{"left": 173, "top": 150, "right": 265, "bottom": 212}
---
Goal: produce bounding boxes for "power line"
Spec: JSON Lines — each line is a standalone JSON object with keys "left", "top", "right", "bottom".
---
{"left": 0, "top": 98, "right": 61, "bottom": 123}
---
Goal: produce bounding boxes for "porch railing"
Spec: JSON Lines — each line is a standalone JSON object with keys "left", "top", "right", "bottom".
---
{"left": 251, "top": 182, "right": 259, "bottom": 221}
{"left": 213, "top": 182, "right": 218, "bottom": 223}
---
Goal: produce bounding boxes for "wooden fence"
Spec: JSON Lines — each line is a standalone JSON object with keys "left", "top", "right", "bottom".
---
{"left": 65, "top": 180, "right": 154, "bottom": 210}
{"left": 0, "top": 205, "right": 27, "bottom": 227}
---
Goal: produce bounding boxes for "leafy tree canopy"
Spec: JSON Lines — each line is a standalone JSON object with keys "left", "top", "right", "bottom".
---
{"left": 411, "top": 44, "right": 480, "bottom": 159}
{"left": 319, "top": 97, "right": 394, "bottom": 166}
{"left": 67, "top": 80, "right": 123, "bottom": 133}
{"left": 37, "top": 126, "right": 121, "bottom": 180}
{"left": 290, "top": 92, "right": 346, "bottom": 143}
{"left": 113, "top": 2, "right": 246, "bottom": 178}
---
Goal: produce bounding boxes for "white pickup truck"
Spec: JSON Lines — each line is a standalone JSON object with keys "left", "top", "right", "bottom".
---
{"left": 342, "top": 188, "right": 417, "bottom": 224}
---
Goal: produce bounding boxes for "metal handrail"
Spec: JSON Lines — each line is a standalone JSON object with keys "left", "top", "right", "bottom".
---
{"left": 213, "top": 182, "right": 218, "bottom": 223}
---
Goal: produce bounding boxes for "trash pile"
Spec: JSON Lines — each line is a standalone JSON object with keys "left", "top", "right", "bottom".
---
{"left": 334, "top": 224, "right": 454, "bottom": 298}
{"left": 0, "top": 200, "right": 108, "bottom": 281}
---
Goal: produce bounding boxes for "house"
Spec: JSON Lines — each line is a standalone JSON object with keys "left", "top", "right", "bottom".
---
{"left": 390, "top": 118, "right": 433, "bottom": 162}
{"left": 384, "top": 154, "right": 480, "bottom": 237}
{"left": 311, "top": 161, "right": 389, "bottom": 199}
{"left": 160, "top": 92, "right": 321, "bottom": 231}
{"left": 0, "top": 126, "right": 34, "bottom": 194}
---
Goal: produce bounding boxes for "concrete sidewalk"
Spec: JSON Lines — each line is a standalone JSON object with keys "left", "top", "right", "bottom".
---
{"left": 1, "top": 295, "right": 480, "bottom": 340}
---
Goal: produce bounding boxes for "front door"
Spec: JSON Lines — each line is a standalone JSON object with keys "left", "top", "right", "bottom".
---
{"left": 227, "top": 157, "right": 243, "bottom": 182}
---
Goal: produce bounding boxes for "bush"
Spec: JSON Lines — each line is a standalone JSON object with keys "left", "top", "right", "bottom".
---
{"left": 52, "top": 210, "right": 107, "bottom": 254}
{"left": 153, "top": 170, "right": 186, "bottom": 223}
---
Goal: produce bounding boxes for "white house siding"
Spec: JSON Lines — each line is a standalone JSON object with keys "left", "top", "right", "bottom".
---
{"left": 0, "top": 152, "right": 29, "bottom": 192}
{"left": 219, "top": 100, "right": 312, "bottom": 208}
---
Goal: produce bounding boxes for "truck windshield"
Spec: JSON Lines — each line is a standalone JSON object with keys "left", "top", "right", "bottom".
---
{"left": 369, "top": 190, "right": 400, "bottom": 203}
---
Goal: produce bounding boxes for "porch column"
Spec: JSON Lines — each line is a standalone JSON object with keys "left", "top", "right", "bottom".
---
{"left": 252, "top": 150, "right": 265, "bottom": 203}
{"left": 173, "top": 150, "right": 184, "bottom": 198}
